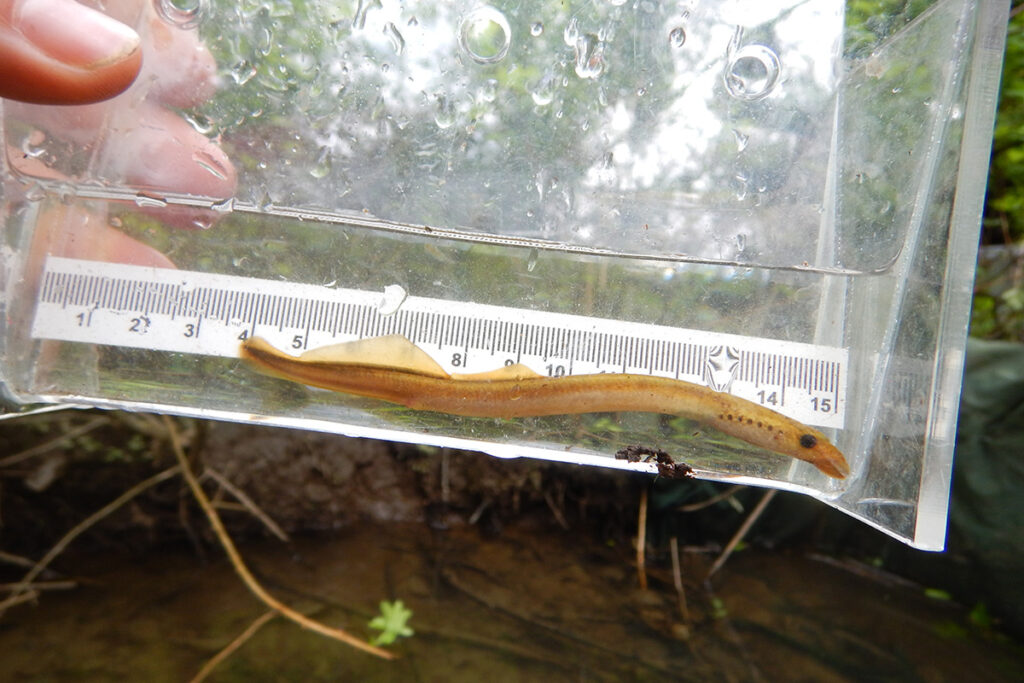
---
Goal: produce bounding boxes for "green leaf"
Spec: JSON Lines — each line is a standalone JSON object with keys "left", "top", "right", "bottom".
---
{"left": 368, "top": 599, "right": 414, "bottom": 647}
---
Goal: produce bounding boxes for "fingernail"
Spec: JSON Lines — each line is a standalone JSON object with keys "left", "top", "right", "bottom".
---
{"left": 14, "top": 0, "right": 140, "bottom": 69}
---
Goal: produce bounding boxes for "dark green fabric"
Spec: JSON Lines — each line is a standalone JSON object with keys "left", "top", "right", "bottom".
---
{"left": 947, "top": 338, "right": 1024, "bottom": 636}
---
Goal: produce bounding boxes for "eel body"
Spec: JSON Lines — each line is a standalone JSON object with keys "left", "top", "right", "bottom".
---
{"left": 240, "top": 335, "right": 849, "bottom": 479}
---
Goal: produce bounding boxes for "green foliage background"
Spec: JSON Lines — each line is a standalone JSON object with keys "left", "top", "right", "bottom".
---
{"left": 974, "top": 3, "right": 1024, "bottom": 340}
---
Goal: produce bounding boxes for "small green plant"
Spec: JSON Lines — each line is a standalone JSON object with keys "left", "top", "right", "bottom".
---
{"left": 368, "top": 600, "right": 414, "bottom": 647}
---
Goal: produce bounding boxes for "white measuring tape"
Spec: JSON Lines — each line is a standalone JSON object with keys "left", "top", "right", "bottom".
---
{"left": 31, "top": 256, "right": 847, "bottom": 429}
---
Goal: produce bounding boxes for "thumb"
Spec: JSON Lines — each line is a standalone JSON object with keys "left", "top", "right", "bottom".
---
{"left": 0, "top": 0, "right": 141, "bottom": 104}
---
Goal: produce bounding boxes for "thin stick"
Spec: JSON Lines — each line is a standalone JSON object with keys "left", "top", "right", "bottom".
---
{"left": 543, "top": 490, "right": 570, "bottom": 531}
{"left": 0, "top": 589, "right": 38, "bottom": 610}
{"left": 441, "top": 449, "right": 450, "bottom": 504}
{"left": 161, "top": 415, "right": 393, "bottom": 660}
{"left": 0, "top": 465, "right": 182, "bottom": 615}
{"left": 706, "top": 488, "right": 777, "bottom": 580}
{"left": 190, "top": 610, "right": 277, "bottom": 683}
{"left": 0, "top": 580, "right": 77, "bottom": 592}
{"left": 677, "top": 485, "right": 747, "bottom": 513}
{"left": 0, "top": 551, "right": 40, "bottom": 570}
{"left": 204, "top": 468, "right": 290, "bottom": 542}
{"left": 0, "top": 416, "right": 109, "bottom": 468}
{"left": 636, "top": 487, "right": 648, "bottom": 591}
{"left": 669, "top": 536, "right": 690, "bottom": 624}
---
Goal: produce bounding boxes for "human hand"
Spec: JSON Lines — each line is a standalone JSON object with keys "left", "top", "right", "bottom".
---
{"left": 0, "top": 0, "right": 142, "bottom": 104}
{"left": 2, "top": 0, "right": 236, "bottom": 269}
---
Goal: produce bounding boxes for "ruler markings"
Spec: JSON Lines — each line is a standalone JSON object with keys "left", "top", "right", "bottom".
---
{"left": 209, "top": 287, "right": 221, "bottom": 321}
{"left": 31, "top": 257, "right": 848, "bottom": 428}
{"left": 98, "top": 276, "right": 113, "bottom": 310}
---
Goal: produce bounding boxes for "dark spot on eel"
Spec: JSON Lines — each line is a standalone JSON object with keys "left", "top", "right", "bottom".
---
{"left": 799, "top": 433, "right": 818, "bottom": 449}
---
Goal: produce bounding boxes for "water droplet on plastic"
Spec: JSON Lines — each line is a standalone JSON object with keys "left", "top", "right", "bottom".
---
{"left": 211, "top": 197, "right": 235, "bottom": 213}
{"left": 377, "top": 284, "right": 407, "bottom": 316}
{"left": 352, "top": 0, "right": 382, "bottom": 30}
{"left": 56, "top": 182, "right": 77, "bottom": 203}
{"left": 310, "top": 146, "right": 332, "bottom": 179}
{"left": 526, "top": 248, "right": 539, "bottom": 272}
{"left": 573, "top": 34, "right": 604, "bottom": 79}
{"left": 252, "top": 26, "right": 272, "bottom": 57}
{"left": 560, "top": 187, "right": 574, "bottom": 212}
{"left": 230, "top": 60, "right": 257, "bottom": 85}
{"left": 563, "top": 17, "right": 580, "bottom": 47}
{"left": 530, "top": 74, "right": 556, "bottom": 106}
{"left": 732, "top": 129, "right": 749, "bottom": 153}
{"left": 669, "top": 26, "right": 686, "bottom": 48}
{"left": 530, "top": 22, "right": 544, "bottom": 37}
{"left": 193, "top": 150, "right": 229, "bottom": 181}
{"left": 155, "top": 0, "right": 204, "bottom": 29}
{"left": 190, "top": 215, "right": 215, "bottom": 230}
{"left": 735, "top": 233, "right": 747, "bottom": 252}
{"left": 732, "top": 173, "right": 748, "bottom": 201}
{"left": 383, "top": 21, "right": 405, "bottom": 55}
{"left": 458, "top": 6, "right": 511, "bottom": 64}
{"left": 135, "top": 193, "right": 168, "bottom": 208}
{"left": 724, "top": 44, "right": 781, "bottom": 101}
{"left": 636, "top": 86, "right": 647, "bottom": 97}
{"left": 24, "top": 183, "right": 45, "bottom": 202}
{"left": 480, "top": 78, "right": 498, "bottom": 103}
{"left": 20, "top": 130, "right": 47, "bottom": 159}
{"left": 184, "top": 112, "right": 215, "bottom": 135}
{"left": 434, "top": 94, "right": 456, "bottom": 129}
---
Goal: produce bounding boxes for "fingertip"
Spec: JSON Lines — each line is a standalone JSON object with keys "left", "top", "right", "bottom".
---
{"left": 0, "top": 0, "right": 142, "bottom": 104}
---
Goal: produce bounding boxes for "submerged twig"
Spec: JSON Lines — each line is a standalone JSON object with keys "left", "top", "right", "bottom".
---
{"left": 190, "top": 610, "right": 278, "bottom": 683}
{"left": 0, "top": 416, "right": 109, "bottom": 468}
{"left": 161, "top": 415, "right": 393, "bottom": 660}
{"left": 677, "top": 485, "right": 747, "bottom": 513}
{"left": 0, "top": 580, "right": 77, "bottom": 592}
{"left": 636, "top": 487, "right": 648, "bottom": 591}
{"left": 543, "top": 489, "right": 569, "bottom": 531}
{"left": 0, "top": 551, "right": 41, "bottom": 570}
{"left": 204, "top": 468, "right": 290, "bottom": 542}
{"left": 669, "top": 536, "right": 690, "bottom": 626}
{"left": 0, "top": 589, "right": 38, "bottom": 610}
{"left": 0, "top": 464, "right": 182, "bottom": 616}
{"left": 706, "top": 489, "right": 777, "bottom": 579}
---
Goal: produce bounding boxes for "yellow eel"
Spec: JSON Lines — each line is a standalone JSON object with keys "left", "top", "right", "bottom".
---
{"left": 240, "top": 335, "right": 849, "bottom": 479}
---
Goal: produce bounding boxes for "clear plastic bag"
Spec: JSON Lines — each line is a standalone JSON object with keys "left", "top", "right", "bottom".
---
{"left": 0, "top": 0, "right": 1010, "bottom": 548}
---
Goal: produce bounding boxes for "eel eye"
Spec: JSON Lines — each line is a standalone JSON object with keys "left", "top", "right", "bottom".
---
{"left": 799, "top": 433, "right": 817, "bottom": 449}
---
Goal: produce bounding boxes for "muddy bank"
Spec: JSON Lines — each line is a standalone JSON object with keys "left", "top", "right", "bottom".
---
{"left": 1, "top": 415, "right": 1022, "bottom": 680}
{"left": 2, "top": 520, "right": 1021, "bottom": 681}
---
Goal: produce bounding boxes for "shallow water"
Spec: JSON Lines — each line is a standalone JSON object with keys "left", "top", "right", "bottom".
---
{"left": 2, "top": 519, "right": 1021, "bottom": 682}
